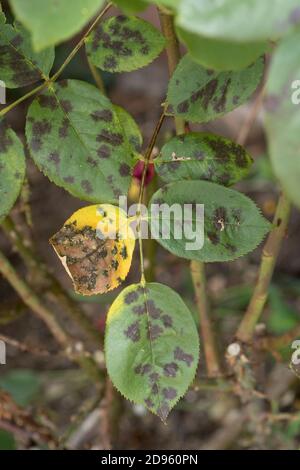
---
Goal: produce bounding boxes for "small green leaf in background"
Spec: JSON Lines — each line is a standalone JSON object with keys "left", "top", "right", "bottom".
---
{"left": 177, "top": 27, "right": 267, "bottom": 71}
{"left": 265, "top": 30, "right": 300, "bottom": 209}
{"left": 0, "top": 12, "right": 54, "bottom": 88}
{"left": 105, "top": 282, "right": 199, "bottom": 421}
{"left": 113, "top": 0, "right": 147, "bottom": 14}
{"left": 0, "top": 370, "right": 41, "bottom": 406}
{"left": 86, "top": 15, "right": 166, "bottom": 72}
{"left": 155, "top": 132, "right": 253, "bottom": 185}
{"left": 0, "top": 120, "right": 26, "bottom": 222}
{"left": 0, "top": 430, "right": 16, "bottom": 450}
{"left": 167, "top": 54, "right": 264, "bottom": 123}
{"left": 149, "top": 180, "right": 271, "bottom": 262}
{"left": 26, "top": 80, "right": 137, "bottom": 203}
{"left": 177, "top": 0, "right": 300, "bottom": 43}
{"left": 9, "top": 0, "right": 104, "bottom": 51}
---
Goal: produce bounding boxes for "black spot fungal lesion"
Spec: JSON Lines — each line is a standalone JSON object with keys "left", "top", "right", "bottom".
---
{"left": 48, "top": 151, "right": 60, "bottom": 166}
{"left": 124, "top": 321, "right": 141, "bottom": 342}
{"left": 124, "top": 290, "right": 139, "bottom": 304}
{"left": 38, "top": 94, "right": 58, "bottom": 110}
{"left": 81, "top": 179, "right": 93, "bottom": 194}
{"left": 148, "top": 323, "right": 163, "bottom": 340}
{"left": 97, "top": 129, "right": 124, "bottom": 147}
{"left": 91, "top": 109, "right": 113, "bottom": 123}
{"left": 119, "top": 163, "right": 131, "bottom": 177}
{"left": 163, "top": 362, "right": 178, "bottom": 377}
{"left": 147, "top": 300, "right": 162, "bottom": 319}
{"left": 174, "top": 346, "right": 194, "bottom": 367}
{"left": 163, "top": 387, "right": 177, "bottom": 400}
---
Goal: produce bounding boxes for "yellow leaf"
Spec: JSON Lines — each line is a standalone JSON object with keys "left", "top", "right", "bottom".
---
{"left": 50, "top": 204, "right": 135, "bottom": 296}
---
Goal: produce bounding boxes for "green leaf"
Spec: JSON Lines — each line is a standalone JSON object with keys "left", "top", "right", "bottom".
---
{"left": 0, "top": 13, "right": 54, "bottom": 88}
{"left": 9, "top": 0, "right": 104, "bottom": 51}
{"left": 26, "top": 80, "right": 136, "bottom": 203}
{"left": 155, "top": 132, "right": 253, "bottom": 185}
{"left": 265, "top": 31, "right": 300, "bottom": 208}
{"left": 267, "top": 286, "right": 299, "bottom": 335}
{"left": 177, "top": 0, "right": 300, "bottom": 43}
{"left": 86, "top": 15, "right": 166, "bottom": 72}
{"left": 145, "top": 0, "right": 181, "bottom": 10}
{"left": 105, "top": 282, "right": 199, "bottom": 421}
{"left": 0, "top": 120, "right": 26, "bottom": 222}
{"left": 0, "top": 430, "right": 16, "bottom": 450}
{"left": 167, "top": 54, "right": 264, "bottom": 123}
{"left": 113, "top": 0, "right": 147, "bottom": 14}
{"left": 149, "top": 180, "right": 271, "bottom": 262}
{"left": 114, "top": 105, "right": 143, "bottom": 154}
{"left": 177, "top": 26, "right": 267, "bottom": 71}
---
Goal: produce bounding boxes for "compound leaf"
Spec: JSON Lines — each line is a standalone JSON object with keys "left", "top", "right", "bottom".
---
{"left": 9, "top": 0, "right": 104, "bottom": 51}
{"left": 149, "top": 180, "right": 271, "bottom": 262}
{"left": 105, "top": 282, "right": 199, "bottom": 420}
{"left": 86, "top": 15, "right": 166, "bottom": 72}
{"left": 0, "top": 120, "right": 26, "bottom": 222}
{"left": 155, "top": 132, "right": 253, "bottom": 186}
{"left": 0, "top": 13, "right": 54, "bottom": 88}
{"left": 265, "top": 31, "right": 300, "bottom": 208}
{"left": 26, "top": 80, "right": 136, "bottom": 203}
{"left": 167, "top": 54, "right": 264, "bottom": 123}
{"left": 50, "top": 204, "right": 135, "bottom": 295}
{"left": 177, "top": 0, "right": 300, "bottom": 43}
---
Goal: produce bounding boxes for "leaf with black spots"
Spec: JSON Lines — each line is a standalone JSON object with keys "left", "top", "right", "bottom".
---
{"left": 50, "top": 204, "right": 135, "bottom": 296}
{"left": 105, "top": 282, "right": 199, "bottom": 421}
{"left": 0, "top": 13, "right": 54, "bottom": 88}
{"left": 149, "top": 180, "right": 271, "bottom": 262}
{"left": 155, "top": 132, "right": 253, "bottom": 186}
{"left": 0, "top": 120, "right": 26, "bottom": 222}
{"left": 177, "top": 26, "right": 267, "bottom": 71}
{"left": 9, "top": 0, "right": 105, "bottom": 51}
{"left": 265, "top": 31, "right": 300, "bottom": 209}
{"left": 26, "top": 80, "right": 136, "bottom": 203}
{"left": 86, "top": 15, "right": 166, "bottom": 72}
{"left": 167, "top": 54, "right": 264, "bottom": 123}
{"left": 177, "top": 0, "right": 300, "bottom": 43}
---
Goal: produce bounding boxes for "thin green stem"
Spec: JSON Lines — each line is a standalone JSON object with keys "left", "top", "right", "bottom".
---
{"left": 0, "top": 82, "right": 47, "bottom": 117}
{"left": 236, "top": 192, "right": 291, "bottom": 343}
{"left": 137, "top": 111, "right": 166, "bottom": 284}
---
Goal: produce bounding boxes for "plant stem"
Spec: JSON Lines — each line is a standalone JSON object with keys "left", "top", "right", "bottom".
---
{"left": 236, "top": 192, "right": 291, "bottom": 343}
{"left": 0, "top": 2, "right": 112, "bottom": 118}
{"left": 159, "top": 10, "right": 222, "bottom": 377}
{"left": 2, "top": 216, "right": 101, "bottom": 345}
{"left": 0, "top": 249, "right": 103, "bottom": 382}
{"left": 191, "top": 261, "right": 222, "bottom": 377}
{"left": 137, "top": 111, "right": 166, "bottom": 284}
{"left": 158, "top": 10, "right": 185, "bottom": 135}
{"left": 87, "top": 57, "right": 106, "bottom": 94}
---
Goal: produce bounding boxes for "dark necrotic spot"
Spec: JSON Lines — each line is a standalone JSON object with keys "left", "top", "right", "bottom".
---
{"left": 191, "top": 78, "right": 218, "bottom": 110}
{"left": 207, "top": 230, "right": 220, "bottom": 245}
{"left": 91, "top": 109, "right": 113, "bottom": 122}
{"left": 174, "top": 346, "right": 194, "bottom": 367}
{"left": 119, "top": 163, "right": 130, "bottom": 177}
{"left": 161, "top": 314, "right": 173, "bottom": 328}
{"left": 97, "top": 145, "right": 111, "bottom": 159}
{"left": 124, "top": 321, "right": 140, "bottom": 342}
{"left": 58, "top": 79, "right": 68, "bottom": 88}
{"left": 103, "top": 55, "right": 118, "bottom": 70}
{"left": 59, "top": 118, "right": 69, "bottom": 138}
{"left": 140, "top": 45, "right": 150, "bottom": 55}
{"left": 32, "top": 119, "right": 51, "bottom": 136}
{"left": 213, "top": 206, "right": 227, "bottom": 231}
{"left": 134, "top": 363, "right": 151, "bottom": 375}
{"left": 0, "top": 123, "right": 13, "bottom": 153}
{"left": 151, "top": 383, "right": 159, "bottom": 395}
{"left": 147, "top": 300, "right": 162, "bottom": 319}
{"left": 177, "top": 99, "right": 189, "bottom": 114}
{"left": 97, "top": 130, "right": 124, "bottom": 146}
{"left": 30, "top": 137, "right": 42, "bottom": 152}
{"left": 163, "top": 387, "right": 177, "bottom": 400}
{"left": 87, "top": 157, "right": 97, "bottom": 167}
{"left": 234, "top": 146, "right": 248, "bottom": 168}
{"left": 120, "top": 245, "right": 128, "bottom": 260}
{"left": 132, "top": 304, "right": 146, "bottom": 316}
{"left": 124, "top": 290, "right": 139, "bottom": 304}
{"left": 149, "top": 372, "right": 159, "bottom": 383}
{"left": 219, "top": 173, "right": 231, "bottom": 185}
{"left": 11, "top": 34, "right": 23, "bottom": 47}
{"left": 144, "top": 398, "right": 154, "bottom": 408}
{"left": 81, "top": 180, "right": 93, "bottom": 194}
{"left": 116, "top": 15, "right": 127, "bottom": 23}
{"left": 163, "top": 362, "right": 178, "bottom": 378}
{"left": 38, "top": 94, "right": 58, "bottom": 110}
{"left": 213, "top": 78, "right": 231, "bottom": 113}
{"left": 60, "top": 100, "right": 73, "bottom": 113}
{"left": 148, "top": 324, "right": 163, "bottom": 340}
{"left": 111, "top": 259, "right": 119, "bottom": 270}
